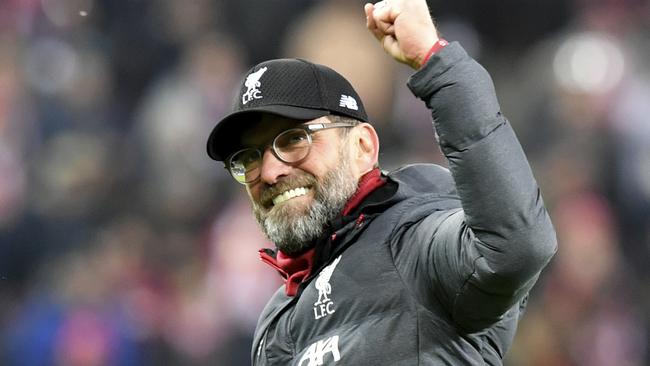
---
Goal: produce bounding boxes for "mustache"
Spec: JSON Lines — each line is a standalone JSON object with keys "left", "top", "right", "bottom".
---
{"left": 258, "top": 174, "right": 317, "bottom": 208}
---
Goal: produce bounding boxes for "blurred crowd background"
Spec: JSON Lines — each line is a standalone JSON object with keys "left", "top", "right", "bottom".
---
{"left": 0, "top": 0, "right": 649, "bottom": 365}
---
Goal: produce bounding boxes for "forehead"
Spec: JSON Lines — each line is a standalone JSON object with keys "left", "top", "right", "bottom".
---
{"left": 239, "top": 114, "right": 308, "bottom": 146}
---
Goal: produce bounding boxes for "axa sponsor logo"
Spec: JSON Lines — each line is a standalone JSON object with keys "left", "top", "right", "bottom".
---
{"left": 242, "top": 66, "right": 268, "bottom": 105}
{"left": 313, "top": 255, "right": 341, "bottom": 320}
{"left": 298, "top": 335, "right": 341, "bottom": 366}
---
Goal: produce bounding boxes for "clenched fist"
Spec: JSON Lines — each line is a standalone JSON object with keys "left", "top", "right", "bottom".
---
{"left": 364, "top": 0, "right": 440, "bottom": 69}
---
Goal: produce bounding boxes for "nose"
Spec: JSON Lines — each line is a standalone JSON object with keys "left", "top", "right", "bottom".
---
{"left": 258, "top": 147, "right": 291, "bottom": 184}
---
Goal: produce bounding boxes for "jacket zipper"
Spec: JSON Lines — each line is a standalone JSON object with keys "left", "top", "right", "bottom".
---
{"left": 254, "top": 328, "right": 269, "bottom": 365}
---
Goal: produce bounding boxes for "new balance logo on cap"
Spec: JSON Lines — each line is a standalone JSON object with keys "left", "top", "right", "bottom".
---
{"left": 339, "top": 95, "right": 359, "bottom": 110}
{"left": 242, "top": 67, "right": 268, "bottom": 105}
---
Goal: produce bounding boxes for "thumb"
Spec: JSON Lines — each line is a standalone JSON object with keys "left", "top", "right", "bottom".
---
{"left": 381, "top": 35, "right": 408, "bottom": 64}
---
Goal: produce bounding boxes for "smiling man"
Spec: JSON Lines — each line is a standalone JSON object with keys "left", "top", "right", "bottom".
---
{"left": 206, "top": 0, "right": 557, "bottom": 364}
{"left": 241, "top": 114, "right": 371, "bottom": 256}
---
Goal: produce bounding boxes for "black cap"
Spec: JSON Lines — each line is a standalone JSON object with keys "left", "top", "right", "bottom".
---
{"left": 207, "top": 58, "right": 368, "bottom": 161}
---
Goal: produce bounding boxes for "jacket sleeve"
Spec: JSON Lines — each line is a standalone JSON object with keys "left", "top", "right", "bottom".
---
{"left": 404, "top": 42, "right": 557, "bottom": 332}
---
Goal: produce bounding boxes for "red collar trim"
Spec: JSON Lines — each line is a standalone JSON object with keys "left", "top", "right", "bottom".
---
{"left": 259, "top": 247, "right": 316, "bottom": 296}
{"left": 342, "top": 168, "right": 385, "bottom": 216}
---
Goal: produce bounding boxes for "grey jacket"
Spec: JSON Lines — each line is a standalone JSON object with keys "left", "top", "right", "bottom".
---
{"left": 251, "top": 42, "right": 557, "bottom": 365}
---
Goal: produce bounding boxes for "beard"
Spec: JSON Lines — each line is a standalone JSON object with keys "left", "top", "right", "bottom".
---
{"left": 251, "top": 149, "right": 359, "bottom": 255}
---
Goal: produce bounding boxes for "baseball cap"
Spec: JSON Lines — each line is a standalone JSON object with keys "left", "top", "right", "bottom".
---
{"left": 206, "top": 58, "right": 369, "bottom": 161}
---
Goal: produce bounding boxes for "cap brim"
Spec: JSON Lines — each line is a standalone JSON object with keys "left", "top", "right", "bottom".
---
{"left": 207, "top": 105, "right": 331, "bottom": 161}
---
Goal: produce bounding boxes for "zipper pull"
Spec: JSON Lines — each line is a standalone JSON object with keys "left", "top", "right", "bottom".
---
{"left": 355, "top": 213, "right": 365, "bottom": 227}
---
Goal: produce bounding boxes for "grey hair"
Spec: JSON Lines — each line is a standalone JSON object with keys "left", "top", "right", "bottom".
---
{"left": 326, "top": 114, "right": 362, "bottom": 137}
{"left": 327, "top": 114, "right": 380, "bottom": 169}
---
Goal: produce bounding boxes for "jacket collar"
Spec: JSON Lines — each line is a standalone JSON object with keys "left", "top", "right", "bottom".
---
{"left": 258, "top": 163, "right": 460, "bottom": 296}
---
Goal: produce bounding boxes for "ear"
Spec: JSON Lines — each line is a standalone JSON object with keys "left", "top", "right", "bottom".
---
{"left": 350, "top": 123, "right": 380, "bottom": 176}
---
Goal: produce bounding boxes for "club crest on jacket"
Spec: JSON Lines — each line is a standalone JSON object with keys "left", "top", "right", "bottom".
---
{"left": 313, "top": 255, "right": 342, "bottom": 320}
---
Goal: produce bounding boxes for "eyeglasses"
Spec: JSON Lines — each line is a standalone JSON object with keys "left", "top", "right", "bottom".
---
{"left": 225, "top": 121, "right": 358, "bottom": 184}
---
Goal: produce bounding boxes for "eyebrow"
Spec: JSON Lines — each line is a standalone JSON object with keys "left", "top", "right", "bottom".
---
{"left": 239, "top": 121, "right": 303, "bottom": 147}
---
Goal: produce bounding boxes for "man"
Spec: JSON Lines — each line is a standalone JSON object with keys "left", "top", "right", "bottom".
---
{"left": 206, "top": 0, "right": 557, "bottom": 364}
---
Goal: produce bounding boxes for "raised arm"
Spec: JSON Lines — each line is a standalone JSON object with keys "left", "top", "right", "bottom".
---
{"left": 366, "top": 0, "right": 557, "bottom": 331}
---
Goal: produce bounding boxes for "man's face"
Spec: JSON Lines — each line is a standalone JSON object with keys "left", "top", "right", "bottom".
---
{"left": 242, "top": 115, "right": 360, "bottom": 255}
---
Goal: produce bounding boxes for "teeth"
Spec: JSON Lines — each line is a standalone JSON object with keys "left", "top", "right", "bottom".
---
{"left": 272, "top": 187, "right": 309, "bottom": 206}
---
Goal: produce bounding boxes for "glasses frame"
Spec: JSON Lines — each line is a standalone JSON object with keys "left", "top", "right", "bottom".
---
{"left": 225, "top": 121, "right": 358, "bottom": 184}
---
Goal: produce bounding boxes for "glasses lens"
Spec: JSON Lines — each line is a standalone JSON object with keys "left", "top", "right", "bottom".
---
{"left": 274, "top": 129, "right": 311, "bottom": 163}
{"left": 229, "top": 149, "right": 261, "bottom": 183}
